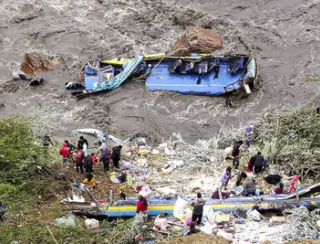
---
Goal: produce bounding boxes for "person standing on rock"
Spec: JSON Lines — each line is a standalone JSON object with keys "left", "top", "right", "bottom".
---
{"left": 191, "top": 193, "right": 206, "bottom": 225}
{"left": 112, "top": 145, "right": 122, "bottom": 170}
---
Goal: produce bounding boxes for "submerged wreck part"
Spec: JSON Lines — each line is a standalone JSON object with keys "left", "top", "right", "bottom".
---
{"left": 21, "top": 52, "right": 58, "bottom": 76}
{"left": 169, "top": 27, "right": 223, "bottom": 56}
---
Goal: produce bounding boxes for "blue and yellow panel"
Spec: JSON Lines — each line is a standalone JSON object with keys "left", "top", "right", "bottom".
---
{"left": 106, "top": 202, "right": 274, "bottom": 217}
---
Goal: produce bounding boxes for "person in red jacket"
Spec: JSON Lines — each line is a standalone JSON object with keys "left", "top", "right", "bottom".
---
{"left": 136, "top": 195, "right": 148, "bottom": 214}
{"left": 74, "top": 149, "right": 85, "bottom": 173}
{"left": 59, "top": 143, "right": 70, "bottom": 167}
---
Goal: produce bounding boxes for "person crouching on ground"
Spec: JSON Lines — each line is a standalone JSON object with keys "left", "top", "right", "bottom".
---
{"left": 83, "top": 172, "right": 95, "bottom": 188}
{"left": 241, "top": 174, "right": 258, "bottom": 196}
{"left": 59, "top": 142, "right": 70, "bottom": 167}
{"left": 91, "top": 152, "right": 97, "bottom": 165}
{"left": 191, "top": 193, "right": 206, "bottom": 226}
{"left": 235, "top": 172, "right": 247, "bottom": 186}
{"left": 136, "top": 195, "right": 148, "bottom": 214}
{"left": 252, "top": 152, "right": 264, "bottom": 175}
{"left": 182, "top": 222, "right": 201, "bottom": 237}
{"left": 272, "top": 182, "right": 284, "bottom": 195}
{"left": 116, "top": 169, "right": 127, "bottom": 183}
{"left": 211, "top": 189, "right": 230, "bottom": 199}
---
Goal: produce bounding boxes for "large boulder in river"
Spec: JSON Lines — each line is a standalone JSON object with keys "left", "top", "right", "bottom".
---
{"left": 21, "top": 52, "right": 58, "bottom": 76}
{"left": 169, "top": 27, "right": 223, "bottom": 56}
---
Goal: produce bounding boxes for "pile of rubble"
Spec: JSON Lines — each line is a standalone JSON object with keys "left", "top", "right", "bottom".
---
{"left": 55, "top": 132, "right": 320, "bottom": 244}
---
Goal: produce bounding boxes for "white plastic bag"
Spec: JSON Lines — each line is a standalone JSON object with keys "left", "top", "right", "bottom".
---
{"left": 173, "top": 196, "right": 188, "bottom": 218}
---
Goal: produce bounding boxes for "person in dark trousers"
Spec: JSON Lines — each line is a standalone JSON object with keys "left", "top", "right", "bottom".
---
{"left": 83, "top": 154, "right": 93, "bottom": 173}
{"left": 232, "top": 140, "right": 243, "bottom": 169}
{"left": 100, "top": 148, "right": 111, "bottom": 172}
{"left": 252, "top": 152, "right": 264, "bottom": 174}
{"left": 77, "top": 136, "right": 89, "bottom": 150}
{"left": 112, "top": 145, "right": 122, "bottom": 169}
{"left": 75, "top": 149, "right": 85, "bottom": 173}
{"left": 191, "top": 193, "right": 206, "bottom": 225}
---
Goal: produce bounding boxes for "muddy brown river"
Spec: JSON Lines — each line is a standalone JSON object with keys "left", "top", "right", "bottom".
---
{"left": 0, "top": 0, "right": 319, "bottom": 143}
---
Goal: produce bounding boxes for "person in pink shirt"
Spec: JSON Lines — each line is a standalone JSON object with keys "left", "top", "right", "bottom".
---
{"left": 287, "top": 171, "right": 300, "bottom": 194}
{"left": 136, "top": 195, "right": 148, "bottom": 214}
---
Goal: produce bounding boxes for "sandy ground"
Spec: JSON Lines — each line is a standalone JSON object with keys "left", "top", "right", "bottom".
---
{"left": 0, "top": 0, "right": 319, "bottom": 143}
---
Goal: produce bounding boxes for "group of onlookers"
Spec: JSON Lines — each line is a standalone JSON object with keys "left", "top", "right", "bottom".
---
{"left": 216, "top": 164, "right": 300, "bottom": 201}
{"left": 58, "top": 136, "right": 125, "bottom": 190}
{"left": 59, "top": 136, "right": 123, "bottom": 174}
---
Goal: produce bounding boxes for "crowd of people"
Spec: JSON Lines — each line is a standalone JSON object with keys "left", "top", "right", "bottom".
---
{"left": 57, "top": 136, "right": 124, "bottom": 189}
{"left": 214, "top": 140, "right": 301, "bottom": 202}
{"left": 54, "top": 135, "right": 301, "bottom": 237}
{"left": 179, "top": 140, "right": 302, "bottom": 237}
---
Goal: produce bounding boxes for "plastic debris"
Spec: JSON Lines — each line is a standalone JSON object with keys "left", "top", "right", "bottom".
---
{"left": 84, "top": 218, "right": 100, "bottom": 229}
{"left": 54, "top": 214, "right": 76, "bottom": 227}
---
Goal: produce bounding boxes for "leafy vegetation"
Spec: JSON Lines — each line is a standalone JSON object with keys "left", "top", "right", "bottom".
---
{"left": 0, "top": 115, "right": 50, "bottom": 186}
{"left": 303, "top": 76, "right": 320, "bottom": 82}
{"left": 248, "top": 92, "right": 320, "bottom": 180}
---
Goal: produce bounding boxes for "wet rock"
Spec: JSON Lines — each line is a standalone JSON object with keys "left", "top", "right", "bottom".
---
{"left": 21, "top": 52, "right": 59, "bottom": 76}
{"left": 169, "top": 27, "right": 223, "bottom": 56}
